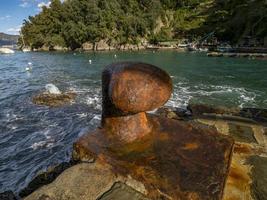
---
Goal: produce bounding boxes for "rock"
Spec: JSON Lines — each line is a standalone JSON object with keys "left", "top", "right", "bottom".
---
{"left": 188, "top": 104, "right": 267, "bottom": 124}
{"left": 247, "top": 156, "right": 267, "bottom": 200}
{"left": 0, "top": 191, "right": 17, "bottom": 200}
{"left": 195, "top": 115, "right": 267, "bottom": 200}
{"left": 155, "top": 107, "right": 181, "bottom": 120}
{"left": 97, "top": 182, "right": 149, "bottom": 200}
{"left": 82, "top": 42, "right": 93, "bottom": 51}
{"left": 240, "top": 108, "right": 267, "bottom": 123}
{"left": 19, "top": 162, "right": 73, "bottom": 198}
{"left": 228, "top": 123, "right": 258, "bottom": 144}
{"left": 52, "top": 46, "right": 68, "bottom": 51}
{"left": 188, "top": 103, "right": 240, "bottom": 116}
{"left": 223, "top": 145, "right": 253, "bottom": 200}
{"left": 32, "top": 92, "right": 76, "bottom": 107}
{"left": 156, "top": 106, "right": 192, "bottom": 120}
{"left": 96, "top": 40, "right": 110, "bottom": 51}
{"left": 24, "top": 162, "right": 147, "bottom": 200}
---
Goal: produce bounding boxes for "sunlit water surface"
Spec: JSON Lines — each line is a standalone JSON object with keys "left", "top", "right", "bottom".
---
{"left": 0, "top": 51, "right": 266, "bottom": 193}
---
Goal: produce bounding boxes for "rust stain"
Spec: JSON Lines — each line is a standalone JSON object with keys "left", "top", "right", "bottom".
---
{"left": 233, "top": 143, "right": 253, "bottom": 154}
{"left": 182, "top": 143, "right": 199, "bottom": 150}
{"left": 223, "top": 153, "right": 252, "bottom": 200}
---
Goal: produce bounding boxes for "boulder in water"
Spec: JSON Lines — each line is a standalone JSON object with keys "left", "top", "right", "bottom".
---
{"left": 32, "top": 92, "right": 76, "bottom": 107}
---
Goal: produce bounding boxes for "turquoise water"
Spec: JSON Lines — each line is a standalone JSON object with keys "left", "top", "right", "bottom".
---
{"left": 0, "top": 50, "right": 266, "bottom": 193}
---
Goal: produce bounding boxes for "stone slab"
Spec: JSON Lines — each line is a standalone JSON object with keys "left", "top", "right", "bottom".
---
{"left": 24, "top": 162, "right": 147, "bottom": 200}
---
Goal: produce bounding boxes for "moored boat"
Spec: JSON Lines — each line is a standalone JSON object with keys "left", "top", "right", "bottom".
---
{"left": 0, "top": 47, "right": 15, "bottom": 54}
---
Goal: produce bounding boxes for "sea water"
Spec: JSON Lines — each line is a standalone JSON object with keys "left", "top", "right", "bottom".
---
{"left": 0, "top": 50, "right": 266, "bottom": 193}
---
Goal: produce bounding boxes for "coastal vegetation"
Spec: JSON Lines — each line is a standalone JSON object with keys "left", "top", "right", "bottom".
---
{"left": 19, "top": 0, "right": 267, "bottom": 50}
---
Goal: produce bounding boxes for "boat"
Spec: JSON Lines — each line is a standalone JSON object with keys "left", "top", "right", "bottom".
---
{"left": 0, "top": 47, "right": 15, "bottom": 54}
{"left": 177, "top": 43, "right": 189, "bottom": 48}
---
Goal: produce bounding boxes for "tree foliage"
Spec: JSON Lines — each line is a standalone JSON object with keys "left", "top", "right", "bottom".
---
{"left": 20, "top": 0, "right": 267, "bottom": 50}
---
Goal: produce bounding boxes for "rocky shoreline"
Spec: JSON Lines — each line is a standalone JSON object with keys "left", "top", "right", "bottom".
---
{"left": 1, "top": 104, "right": 267, "bottom": 200}
{"left": 1, "top": 61, "right": 267, "bottom": 200}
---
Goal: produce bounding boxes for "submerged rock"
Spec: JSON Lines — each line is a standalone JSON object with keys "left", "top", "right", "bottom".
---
{"left": 32, "top": 92, "right": 76, "bottom": 107}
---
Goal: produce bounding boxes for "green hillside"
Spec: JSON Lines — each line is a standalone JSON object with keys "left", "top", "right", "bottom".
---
{"left": 0, "top": 32, "right": 19, "bottom": 46}
{"left": 20, "top": 0, "right": 267, "bottom": 50}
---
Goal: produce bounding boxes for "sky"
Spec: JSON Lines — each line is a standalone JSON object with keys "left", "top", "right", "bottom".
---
{"left": 0, "top": 0, "right": 52, "bottom": 35}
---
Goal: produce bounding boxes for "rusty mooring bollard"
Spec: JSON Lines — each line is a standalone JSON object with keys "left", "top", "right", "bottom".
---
{"left": 73, "top": 62, "right": 234, "bottom": 200}
{"left": 101, "top": 62, "right": 172, "bottom": 142}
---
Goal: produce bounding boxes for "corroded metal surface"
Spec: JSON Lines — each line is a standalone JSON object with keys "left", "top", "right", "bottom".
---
{"left": 74, "top": 115, "right": 233, "bottom": 200}
{"left": 101, "top": 62, "right": 172, "bottom": 143}
{"left": 102, "top": 62, "right": 172, "bottom": 116}
{"left": 73, "top": 62, "right": 234, "bottom": 200}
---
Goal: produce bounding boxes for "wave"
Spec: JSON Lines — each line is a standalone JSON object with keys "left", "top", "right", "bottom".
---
{"left": 167, "top": 82, "right": 258, "bottom": 108}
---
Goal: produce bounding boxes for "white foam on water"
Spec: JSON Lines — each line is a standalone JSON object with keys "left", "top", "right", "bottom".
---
{"left": 69, "top": 85, "right": 102, "bottom": 110}
{"left": 43, "top": 130, "right": 52, "bottom": 140}
{"left": 89, "top": 114, "right": 101, "bottom": 126}
{"left": 30, "top": 139, "right": 55, "bottom": 150}
{"left": 45, "top": 84, "right": 61, "bottom": 94}
{"left": 89, "top": 115, "right": 101, "bottom": 122}
{"left": 69, "top": 80, "right": 258, "bottom": 110}
{"left": 76, "top": 113, "right": 89, "bottom": 118}
{"left": 86, "top": 96, "right": 102, "bottom": 110}
{"left": 165, "top": 82, "right": 257, "bottom": 109}
{"left": 30, "top": 141, "right": 47, "bottom": 150}
{"left": 166, "top": 82, "right": 193, "bottom": 108}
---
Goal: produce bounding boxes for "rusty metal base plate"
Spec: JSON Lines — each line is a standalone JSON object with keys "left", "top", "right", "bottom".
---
{"left": 73, "top": 115, "right": 234, "bottom": 200}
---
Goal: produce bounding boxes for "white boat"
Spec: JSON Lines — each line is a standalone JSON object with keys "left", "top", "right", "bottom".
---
{"left": 177, "top": 43, "right": 189, "bottom": 48}
{"left": 198, "top": 48, "right": 209, "bottom": 52}
{"left": 0, "top": 47, "right": 15, "bottom": 54}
